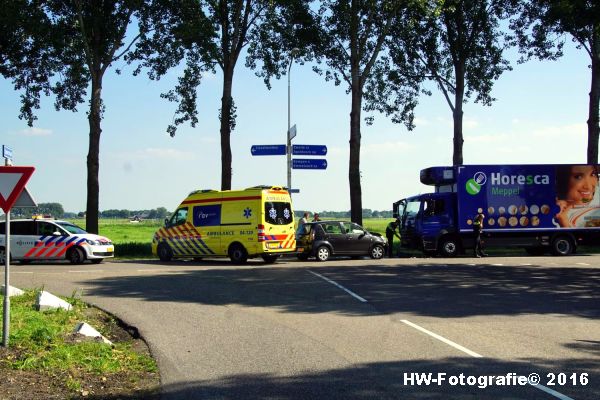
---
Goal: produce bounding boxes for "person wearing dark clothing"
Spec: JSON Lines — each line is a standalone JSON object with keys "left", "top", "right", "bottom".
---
{"left": 472, "top": 212, "right": 487, "bottom": 257}
{"left": 385, "top": 220, "right": 401, "bottom": 258}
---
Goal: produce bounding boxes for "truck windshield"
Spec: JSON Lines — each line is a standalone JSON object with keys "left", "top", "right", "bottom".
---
{"left": 405, "top": 200, "right": 421, "bottom": 218}
{"left": 264, "top": 202, "right": 293, "bottom": 225}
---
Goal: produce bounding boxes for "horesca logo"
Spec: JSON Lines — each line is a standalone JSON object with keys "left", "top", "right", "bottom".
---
{"left": 465, "top": 172, "right": 487, "bottom": 195}
{"left": 490, "top": 173, "right": 550, "bottom": 185}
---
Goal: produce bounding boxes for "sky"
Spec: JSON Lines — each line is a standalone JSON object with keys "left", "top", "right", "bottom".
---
{"left": 0, "top": 39, "right": 592, "bottom": 215}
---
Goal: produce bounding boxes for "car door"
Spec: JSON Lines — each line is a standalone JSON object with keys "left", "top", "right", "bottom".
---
{"left": 320, "top": 222, "right": 346, "bottom": 254}
{"left": 8, "top": 220, "right": 36, "bottom": 260}
{"left": 342, "top": 222, "right": 372, "bottom": 254}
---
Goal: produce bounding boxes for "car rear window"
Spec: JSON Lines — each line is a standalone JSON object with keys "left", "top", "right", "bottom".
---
{"left": 264, "top": 202, "right": 293, "bottom": 225}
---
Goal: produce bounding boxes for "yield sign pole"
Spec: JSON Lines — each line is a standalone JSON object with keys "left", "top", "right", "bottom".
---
{"left": 1, "top": 166, "right": 35, "bottom": 347}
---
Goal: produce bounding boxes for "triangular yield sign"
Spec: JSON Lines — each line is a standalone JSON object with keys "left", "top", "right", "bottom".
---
{"left": 0, "top": 166, "right": 35, "bottom": 213}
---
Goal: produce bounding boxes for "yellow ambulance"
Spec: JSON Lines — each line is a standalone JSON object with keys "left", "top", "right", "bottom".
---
{"left": 152, "top": 186, "right": 296, "bottom": 263}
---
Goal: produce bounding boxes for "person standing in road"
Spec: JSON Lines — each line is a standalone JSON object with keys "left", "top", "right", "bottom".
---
{"left": 385, "top": 220, "right": 401, "bottom": 258}
{"left": 473, "top": 212, "right": 487, "bottom": 257}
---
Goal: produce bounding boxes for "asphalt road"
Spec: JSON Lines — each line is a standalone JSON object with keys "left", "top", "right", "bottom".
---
{"left": 4, "top": 254, "right": 600, "bottom": 400}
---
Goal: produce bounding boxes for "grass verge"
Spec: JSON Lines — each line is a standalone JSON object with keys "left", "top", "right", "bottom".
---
{"left": 0, "top": 290, "right": 159, "bottom": 399}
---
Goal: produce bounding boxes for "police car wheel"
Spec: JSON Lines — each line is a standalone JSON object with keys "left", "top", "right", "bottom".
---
{"left": 370, "top": 244, "right": 384, "bottom": 259}
{"left": 316, "top": 246, "right": 330, "bottom": 262}
{"left": 68, "top": 247, "right": 85, "bottom": 265}
{"left": 0, "top": 247, "right": 9, "bottom": 264}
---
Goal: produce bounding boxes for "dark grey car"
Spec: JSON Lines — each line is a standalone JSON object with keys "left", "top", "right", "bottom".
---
{"left": 295, "top": 220, "right": 387, "bottom": 261}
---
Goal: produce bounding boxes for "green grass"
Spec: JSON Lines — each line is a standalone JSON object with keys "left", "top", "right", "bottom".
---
{"left": 0, "top": 290, "right": 157, "bottom": 379}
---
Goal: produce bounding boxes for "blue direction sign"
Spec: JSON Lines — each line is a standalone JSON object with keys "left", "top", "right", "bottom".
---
{"left": 292, "top": 144, "right": 327, "bottom": 156}
{"left": 292, "top": 158, "right": 327, "bottom": 170}
{"left": 251, "top": 144, "right": 286, "bottom": 156}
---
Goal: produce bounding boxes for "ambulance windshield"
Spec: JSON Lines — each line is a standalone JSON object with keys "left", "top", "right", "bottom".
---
{"left": 264, "top": 202, "right": 293, "bottom": 225}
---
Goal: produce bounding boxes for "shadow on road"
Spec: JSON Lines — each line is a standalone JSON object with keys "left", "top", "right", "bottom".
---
{"left": 81, "top": 261, "right": 600, "bottom": 319}
{"left": 85, "top": 356, "right": 599, "bottom": 400}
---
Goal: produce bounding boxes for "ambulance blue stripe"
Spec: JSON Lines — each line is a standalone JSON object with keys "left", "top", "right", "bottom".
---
{"left": 172, "top": 237, "right": 193, "bottom": 255}
{"left": 196, "top": 237, "right": 215, "bottom": 255}
{"left": 168, "top": 238, "right": 187, "bottom": 255}
{"left": 175, "top": 237, "right": 196, "bottom": 255}
{"left": 186, "top": 238, "right": 208, "bottom": 255}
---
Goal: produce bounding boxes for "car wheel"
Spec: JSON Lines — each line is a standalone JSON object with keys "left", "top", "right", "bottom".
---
{"left": 0, "top": 247, "right": 9, "bottom": 264}
{"left": 229, "top": 243, "right": 248, "bottom": 264}
{"left": 316, "top": 246, "right": 330, "bottom": 262}
{"left": 438, "top": 237, "right": 459, "bottom": 257}
{"left": 370, "top": 244, "right": 384, "bottom": 259}
{"left": 157, "top": 243, "right": 173, "bottom": 262}
{"left": 551, "top": 236, "right": 573, "bottom": 256}
{"left": 262, "top": 254, "right": 279, "bottom": 264}
{"left": 68, "top": 247, "right": 85, "bottom": 265}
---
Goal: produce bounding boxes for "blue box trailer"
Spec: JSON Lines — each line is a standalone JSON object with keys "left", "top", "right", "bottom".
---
{"left": 393, "top": 164, "right": 600, "bottom": 256}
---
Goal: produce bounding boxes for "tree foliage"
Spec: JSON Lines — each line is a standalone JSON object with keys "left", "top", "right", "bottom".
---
{"left": 312, "top": 0, "right": 416, "bottom": 225}
{"left": 510, "top": 0, "right": 600, "bottom": 163}
{"left": 133, "top": 0, "right": 317, "bottom": 190}
{"left": 389, "top": 0, "right": 515, "bottom": 165}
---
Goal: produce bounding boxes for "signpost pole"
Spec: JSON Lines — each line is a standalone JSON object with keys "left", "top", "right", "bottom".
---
{"left": 287, "top": 63, "right": 292, "bottom": 194}
{"left": 2, "top": 210, "right": 10, "bottom": 347}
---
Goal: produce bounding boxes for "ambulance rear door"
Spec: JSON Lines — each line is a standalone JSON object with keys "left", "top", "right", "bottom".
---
{"left": 262, "top": 191, "right": 296, "bottom": 252}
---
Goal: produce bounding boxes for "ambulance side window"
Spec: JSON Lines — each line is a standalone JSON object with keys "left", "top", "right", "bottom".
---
{"left": 169, "top": 208, "right": 188, "bottom": 227}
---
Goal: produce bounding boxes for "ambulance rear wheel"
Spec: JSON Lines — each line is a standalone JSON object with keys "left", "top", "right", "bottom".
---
{"left": 157, "top": 243, "right": 173, "bottom": 262}
{"left": 229, "top": 244, "right": 248, "bottom": 264}
{"left": 262, "top": 254, "right": 279, "bottom": 264}
{"left": 68, "top": 247, "right": 85, "bottom": 265}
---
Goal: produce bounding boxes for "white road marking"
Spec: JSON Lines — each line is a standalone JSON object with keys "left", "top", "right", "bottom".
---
{"left": 576, "top": 262, "right": 590, "bottom": 266}
{"left": 68, "top": 270, "right": 103, "bottom": 273}
{"left": 308, "top": 270, "right": 367, "bottom": 303}
{"left": 12, "top": 271, "right": 33, "bottom": 274}
{"left": 491, "top": 263, "right": 504, "bottom": 266}
{"left": 400, "top": 319, "right": 483, "bottom": 358}
{"left": 400, "top": 319, "right": 573, "bottom": 399}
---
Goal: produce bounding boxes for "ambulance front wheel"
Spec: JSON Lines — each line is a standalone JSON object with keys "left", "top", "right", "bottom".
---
{"left": 229, "top": 243, "right": 248, "bottom": 264}
{"left": 157, "top": 243, "right": 173, "bottom": 262}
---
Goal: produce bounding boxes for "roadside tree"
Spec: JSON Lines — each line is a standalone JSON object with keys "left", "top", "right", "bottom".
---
{"left": 132, "top": 0, "right": 317, "bottom": 190}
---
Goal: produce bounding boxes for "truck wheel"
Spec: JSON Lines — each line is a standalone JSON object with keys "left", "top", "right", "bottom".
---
{"left": 68, "top": 247, "right": 85, "bottom": 264}
{"left": 157, "top": 243, "right": 173, "bottom": 262}
{"left": 316, "top": 246, "right": 331, "bottom": 262}
{"left": 370, "top": 244, "right": 385, "bottom": 259}
{"left": 551, "top": 236, "right": 573, "bottom": 256}
{"left": 229, "top": 243, "right": 248, "bottom": 264}
{"left": 438, "top": 237, "right": 459, "bottom": 257}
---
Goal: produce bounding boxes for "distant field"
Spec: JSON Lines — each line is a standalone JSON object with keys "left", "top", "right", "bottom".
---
{"left": 68, "top": 218, "right": 391, "bottom": 245}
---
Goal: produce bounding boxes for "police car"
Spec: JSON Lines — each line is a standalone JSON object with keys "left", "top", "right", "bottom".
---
{"left": 0, "top": 217, "right": 114, "bottom": 264}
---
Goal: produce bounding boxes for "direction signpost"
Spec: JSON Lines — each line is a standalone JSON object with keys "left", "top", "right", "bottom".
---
{"left": 250, "top": 144, "right": 287, "bottom": 156}
{"left": 1, "top": 165, "right": 35, "bottom": 347}
{"left": 292, "top": 158, "right": 328, "bottom": 170}
{"left": 292, "top": 144, "right": 327, "bottom": 156}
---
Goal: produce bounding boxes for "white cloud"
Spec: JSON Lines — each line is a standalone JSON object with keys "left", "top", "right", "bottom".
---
{"left": 19, "top": 127, "right": 52, "bottom": 136}
{"left": 362, "top": 140, "right": 414, "bottom": 155}
{"left": 531, "top": 123, "right": 586, "bottom": 139}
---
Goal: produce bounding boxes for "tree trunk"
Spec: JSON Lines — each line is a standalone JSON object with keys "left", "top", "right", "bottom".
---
{"left": 587, "top": 31, "right": 600, "bottom": 164}
{"left": 86, "top": 73, "right": 102, "bottom": 234}
{"left": 452, "top": 65, "right": 465, "bottom": 166}
{"left": 349, "top": 81, "right": 363, "bottom": 226}
{"left": 220, "top": 66, "right": 234, "bottom": 190}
